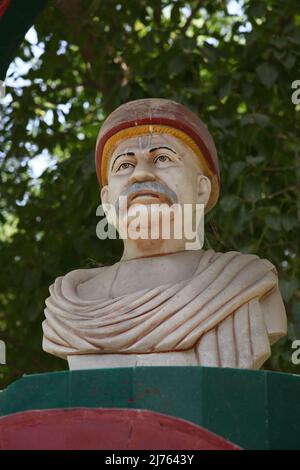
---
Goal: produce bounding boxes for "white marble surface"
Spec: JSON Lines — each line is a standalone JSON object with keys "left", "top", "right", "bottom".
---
{"left": 68, "top": 350, "right": 198, "bottom": 370}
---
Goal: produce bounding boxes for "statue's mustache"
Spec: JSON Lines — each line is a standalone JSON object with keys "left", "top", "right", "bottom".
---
{"left": 116, "top": 181, "right": 178, "bottom": 214}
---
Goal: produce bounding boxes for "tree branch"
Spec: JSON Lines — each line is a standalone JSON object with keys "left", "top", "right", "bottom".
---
{"left": 263, "top": 164, "right": 300, "bottom": 172}
{"left": 181, "top": 0, "right": 202, "bottom": 36}
{"left": 267, "top": 185, "right": 297, "bottom": 199}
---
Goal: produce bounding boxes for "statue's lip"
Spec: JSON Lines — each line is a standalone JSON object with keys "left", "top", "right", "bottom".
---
{"left": 131, "top": 192, "right": 160, "bottom": 200}
{"left": 129, "top": 191, "right": 169, "bottom": 204}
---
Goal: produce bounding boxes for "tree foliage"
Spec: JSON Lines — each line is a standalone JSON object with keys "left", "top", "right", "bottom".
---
{"left": 0, "top": 0, "right": 300, "bottom": 388}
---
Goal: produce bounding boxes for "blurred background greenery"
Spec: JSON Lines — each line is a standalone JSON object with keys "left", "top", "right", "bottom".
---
{"left": 0, "top": 0, "right": 299, "bottom": 388}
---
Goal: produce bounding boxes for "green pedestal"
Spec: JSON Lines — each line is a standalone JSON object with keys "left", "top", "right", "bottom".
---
{"left": 0, "top": 366, "right": 299, "bottom": 449}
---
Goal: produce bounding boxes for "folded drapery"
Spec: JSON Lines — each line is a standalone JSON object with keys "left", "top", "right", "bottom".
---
{"left": 43, "top": 249, "right": 286, "bottom": 369}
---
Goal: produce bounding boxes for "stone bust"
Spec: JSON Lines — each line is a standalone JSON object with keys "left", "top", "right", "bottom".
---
{"left": 42, "top": 98, "right": 287, "bottom": 370}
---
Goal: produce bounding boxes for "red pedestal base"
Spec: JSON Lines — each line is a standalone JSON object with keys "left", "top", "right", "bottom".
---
{"left": 0, "top": 408, "right": 240, "bottom": 450}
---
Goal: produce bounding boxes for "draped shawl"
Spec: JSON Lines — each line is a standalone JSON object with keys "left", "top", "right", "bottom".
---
{"left": 42, "top": 250, "right": 287, "bottom": 369}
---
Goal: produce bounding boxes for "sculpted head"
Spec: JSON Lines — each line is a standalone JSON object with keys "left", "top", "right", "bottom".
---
{"left": 101, "top": 132, "right": 211, "bottom": 212}
{"left": 95, "top": 99, "right": 220, "bottom": 258}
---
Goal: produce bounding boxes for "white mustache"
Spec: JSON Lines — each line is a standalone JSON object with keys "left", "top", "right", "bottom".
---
{"left": 115, "top": 181, "right": 178, "bottom": 214}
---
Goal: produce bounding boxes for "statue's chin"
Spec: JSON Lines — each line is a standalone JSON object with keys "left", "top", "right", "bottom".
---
{"left": 118, "top": 221, "right": 182, "bottom": 243}
{"left": 131, "top": 238, "right": 166, "bottom": 254}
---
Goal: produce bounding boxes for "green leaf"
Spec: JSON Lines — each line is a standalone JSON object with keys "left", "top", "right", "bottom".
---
{"left": 246, "top": 155, "right": 265, "bottom": 166}
{"left": 220, "top": 195, "right": 240, "bottom": 212}
{"left": 242, "top": 180, "right": 262, "bottom": 203}
{"left": 167, "top": 55, "right": 187, "bottom": 76}
{"left": 265, "top": 214, "right": 281, "bottom": 231}
{"left": 291, "top": 302, "right": 300, "bottom": 323}
{"left": 251, "top": 113, "right": 270, "bottom": 128}
{"left": 219, "top": 80, "right": 232, "bottom": 100}
{"left": 256, "top": 63, "right": 278, "bottom": 88}
{"left": 279, "top": 280, "right": 299, "bottom": 303}
{"left": 283, "top": 54, "right": 296, "bottom": 69}
{"left": 229, "top": 161, "right": 247, "bottom": 181}
{"left": 288, "top": 29, "right": 300, "bottom": 46}
{"left": 210, "top": 117, "right": 231, "bottom": 130}
{"left": 240, "top": 114, "right": 254, "bottom": 126}
{"left": 281, "top": 215, "right": 297, "bottom": 231}
{"left": 247, "top": 2, "right": 267, "bottom": 18}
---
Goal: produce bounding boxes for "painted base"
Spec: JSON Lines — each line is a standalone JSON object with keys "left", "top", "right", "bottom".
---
{"left": 1, "top": 367, "right": 300, "bottom": 449}
{"left": 0, "top": 408, "right": 240, "bottom": 450}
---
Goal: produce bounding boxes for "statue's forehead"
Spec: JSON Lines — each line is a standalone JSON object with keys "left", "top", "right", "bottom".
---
{"left": 106, "top": 131, "right": 203, "bottom": 176}
{"left": 111, "top": 132, "right": 185, "bottom": 155}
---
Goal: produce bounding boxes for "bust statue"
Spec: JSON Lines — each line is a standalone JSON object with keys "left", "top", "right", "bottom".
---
{"left": 42, "top": 98, "right": 287, "bottom": 370}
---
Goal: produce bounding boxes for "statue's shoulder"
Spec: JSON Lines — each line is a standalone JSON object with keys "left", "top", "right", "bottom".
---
{"left": 205, "top": 248, "right": 277, "bottom": 275}
{"left": 68, "top": 264, "right": 117, "bottom": 301}
{"left": 48, "top": 264, "right": 115, "bottom": 302}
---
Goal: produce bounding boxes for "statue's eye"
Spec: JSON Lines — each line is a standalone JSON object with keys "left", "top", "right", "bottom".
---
{"left": 155, "top": 154, "right": 172, "bottom": 164}
{"left": 116, "top": 162, "right": 134, "bottom": 172}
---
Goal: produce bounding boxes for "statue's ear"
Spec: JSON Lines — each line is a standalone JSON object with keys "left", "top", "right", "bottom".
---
{"left": 197, "top": 174, "right": 211, "bottom": 207}
{"left": 101, "top": 185, "right": 109, "bottom": 205}
{"left": 100, "top": 185, "right": 115, "bottom": 225}
{"left": 101, "top": 186, "right": 110, "bottom": 219}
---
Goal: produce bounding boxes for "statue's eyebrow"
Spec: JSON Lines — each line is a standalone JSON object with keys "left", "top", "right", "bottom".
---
{"left": 111, "top": 152, "right": 135, "bottom": 170}
{"left": 149, "top": 146, "right": 177, "bottom": 154}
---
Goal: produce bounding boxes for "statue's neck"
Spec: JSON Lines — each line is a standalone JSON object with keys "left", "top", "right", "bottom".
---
{"left": 121, "top": 238, "right": 187, "bottom": 261}
{"left": 110, "top": 249, "right": 203, "bottom": 298}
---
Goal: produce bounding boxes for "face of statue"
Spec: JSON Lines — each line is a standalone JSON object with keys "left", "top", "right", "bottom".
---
{"left": 101, "top": 132, "right": 211, "bottom": 256}
{"left": 101, "top": 132, "right": 211, "bottom": 211}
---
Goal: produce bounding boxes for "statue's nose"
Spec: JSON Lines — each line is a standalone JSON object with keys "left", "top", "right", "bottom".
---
{"left": 128, "top": 160, "right": 156, "bottom": 184}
